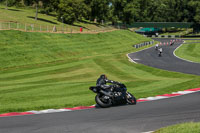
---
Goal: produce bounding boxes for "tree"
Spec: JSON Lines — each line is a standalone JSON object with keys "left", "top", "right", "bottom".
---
{"left": 23, "top": 0, "right": 52, "bottom": 20}
{"left": 90, "top": 0, "right": 110, "bottom": 23}
{"left": 145, "top": 0, "right": 167, "bottom": 22}
{"left": 58, "top": 0, "right": 88, "bottom": 24}
{"left": 111, "top": 0, "right": 127, "bottom": 23}
{"left": 110, "top": 0, "right": 140, "bottom": 24}
{"left": 4, "top": 0, "right": 21, "bottom": 9}
{"left": 42, "top": 0, "right": 59, "bottom": 14}
{"left": 34, "top": 0, "right": 39, "bottom": 20}
{"left": 5, "top": 0, "right": 8, "bottom": 9}
{"left": 23, "top": 0, "right": 39, "bottom": 20}
{"left": 188, "top": 0, "right": 200, "bottom": 24}
{"left": 122, "top": 0, "right": 140, "bottom": 24}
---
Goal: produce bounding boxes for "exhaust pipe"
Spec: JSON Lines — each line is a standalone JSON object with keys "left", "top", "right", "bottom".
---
{"left": 99, "top": 90, "right": 113, "bottom": 97}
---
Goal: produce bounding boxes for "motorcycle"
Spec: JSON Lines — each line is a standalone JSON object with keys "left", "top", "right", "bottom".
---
{"left": 158, "top": 48, "right": 162, "bottom": 57}
{"left": 158, "top": 51, "right": 162, "bottom": 57}
{"left": 155, "top": 45, "right": 159, "bottom": 51}
{"left": 89, "top": 83, "right": 137, "bottom": 108}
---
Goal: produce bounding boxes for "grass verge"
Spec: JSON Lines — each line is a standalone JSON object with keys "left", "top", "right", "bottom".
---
{"left": 154, "top": 122, "right": 200, "bottom": 133}
{"left": 175, "top": 40, "right": 200, "bottom": 63}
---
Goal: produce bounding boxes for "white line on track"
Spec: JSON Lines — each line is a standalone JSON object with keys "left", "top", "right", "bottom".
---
{"left": 127, "top": 44, "right": 155, "bottom": 64}
{"left": 141, "top": 131, "right": 154, "bottom": 133}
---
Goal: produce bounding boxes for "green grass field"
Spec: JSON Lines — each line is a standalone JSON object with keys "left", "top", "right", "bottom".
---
{"left": 154, "top": 122, "right": 200, "bottom": 133}
{"left": 175, "top": 40, "right": 200, "bottom": 63}
{"left": 0, "top": 30, "right": 200, "bottom": 114}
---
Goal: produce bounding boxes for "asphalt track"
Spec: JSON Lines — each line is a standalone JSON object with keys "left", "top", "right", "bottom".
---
{"left": 0, "top": 92, "right": 200, "bottom": 133}
{"left": 128, "top": 38, "right": 200, "bottom": 76}
{"left": 0, "top": 38, "right": 200, "bottom": 133}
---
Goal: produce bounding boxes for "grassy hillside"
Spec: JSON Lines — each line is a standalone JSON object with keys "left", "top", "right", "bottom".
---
{"left": 0, "top": 30, "right": 200, "bottom": 114}
{"left": 0, "top": 30, "right": 151, "bottom": 68}
{"left": 0, "top": 4, "right": 112, "bottom": 32}
{"left": 175, "top": 40, "right": 200, "bottom": 63}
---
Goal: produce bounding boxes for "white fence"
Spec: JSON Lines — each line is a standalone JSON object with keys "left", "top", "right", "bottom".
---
{"left": 0, "top": 21, "right": 116, "bottom": 34}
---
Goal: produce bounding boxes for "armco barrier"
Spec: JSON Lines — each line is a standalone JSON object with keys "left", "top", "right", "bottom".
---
{"left": 150, "top": 35, "right": 181, "bottom": 38}
{"left": 133, "top": 41, "right": 154, "bottom": 48}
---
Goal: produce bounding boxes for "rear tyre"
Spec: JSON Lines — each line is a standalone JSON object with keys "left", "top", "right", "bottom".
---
{"left": 95, "top": 94, "right": 112, "bottom": 108}
{"left": 126, "top": 92, "right": 137, "bottom": 105}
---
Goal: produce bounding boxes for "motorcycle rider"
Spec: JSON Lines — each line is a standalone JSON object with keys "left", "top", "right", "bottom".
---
{"left": 96, "top": 74, "right": 126, "bottom": 94}
{"left": 158, "top": 48, "right": 162, "bottom": 56}
{"left": 155, "top": 44, "right": 159, "bottom": 50}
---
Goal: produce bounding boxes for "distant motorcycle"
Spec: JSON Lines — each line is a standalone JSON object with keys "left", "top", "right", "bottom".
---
{"left": 158, "top": 48, "right": 163, "bottom": 57}
{"left": 155, "top": 44, "right": 159, "bottom": 50}
{"left": 89, "top": 83, "right": 137, "bottom": 108}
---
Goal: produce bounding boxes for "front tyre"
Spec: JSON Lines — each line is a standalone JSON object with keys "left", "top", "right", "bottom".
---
{"left": 95, "top": 94, "right": 112, "bottom": 108}
{"left": 126, "top": 92, "right": 137, "bottom": 105}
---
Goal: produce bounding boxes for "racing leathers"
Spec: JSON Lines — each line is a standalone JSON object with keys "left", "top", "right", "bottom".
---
{"left": 96, "top": 75, "right": 123, "bottom": 93}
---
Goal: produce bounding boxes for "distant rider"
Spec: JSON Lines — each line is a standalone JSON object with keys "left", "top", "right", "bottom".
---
{"left": 158, "top": 48, "right": 162, "bottom": 56}
{"left": 155, "top": 44, "right": 159, "bottom": 50}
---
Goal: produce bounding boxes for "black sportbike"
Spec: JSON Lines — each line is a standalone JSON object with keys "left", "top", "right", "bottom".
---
{"left": 89, "top": 83, "right": 137, "bottom": 108}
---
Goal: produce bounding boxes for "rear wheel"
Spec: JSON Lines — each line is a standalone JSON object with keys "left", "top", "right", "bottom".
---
{"left": 126, "top": 92, "right": 137, "bottom": 105}
{"left": 95, "top": 94, "right": 112, "bottom": 108}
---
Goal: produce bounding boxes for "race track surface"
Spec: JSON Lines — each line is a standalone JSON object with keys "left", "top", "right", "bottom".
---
{"left": 0, "top": 92, "right": 200, "bottom": 133}
{"left": 0, "top": 38, "right": 200, "bottom": 133}
{"left": 128, "top": 38, "right": 200, "bottom": 76}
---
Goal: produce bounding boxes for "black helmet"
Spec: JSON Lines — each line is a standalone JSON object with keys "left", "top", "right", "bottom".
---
{"left": 100, "top": 74, "right": 107, "bottom": 79}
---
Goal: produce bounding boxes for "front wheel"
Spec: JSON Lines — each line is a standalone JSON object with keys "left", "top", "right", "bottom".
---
{"left": 95, "top": 94, "right": 112, "bottom": 108}
{"left": 126, "top": 92, "right": 137, "bottom": 105}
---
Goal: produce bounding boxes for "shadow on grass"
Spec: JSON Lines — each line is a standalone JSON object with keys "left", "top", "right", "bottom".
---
{"left": 78, "top": 20, "right": 102, "bottom": 27}
{"left": 27, "top": 16, "right": 58, "bottom": 24}
{"left": 72, "top": 20, "right": 104, "bottom": 30}
{"left": 0, "top": 8, "right": 22, "bottom": 11}
{"left": 46, "top": 13, "right": 57, "bottom": 17}
{"left": 8, "top": 8, "right": 22, "bottom": 12}
{"left": 71, "top": 24, "right": 89, "bottom": 30}
{"left": 38, "top": 11, "right": 57, "bottom": 17}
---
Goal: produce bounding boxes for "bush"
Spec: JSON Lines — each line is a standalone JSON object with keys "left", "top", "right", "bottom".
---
{"left": 57, "top": 0, "right": 88, "bottom": 24}
{"left": 5, "top": 0, "right": 21, "bottom": 7}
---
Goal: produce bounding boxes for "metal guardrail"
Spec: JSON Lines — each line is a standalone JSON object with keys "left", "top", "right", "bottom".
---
{"left": 150, "top": 35, "right": 180, "bottom": 38}
{"left": 133, "top": 41, "right": 154, "bottom": 48}
{"left": 128, "top": 22, "right": 194, "bottom": 28}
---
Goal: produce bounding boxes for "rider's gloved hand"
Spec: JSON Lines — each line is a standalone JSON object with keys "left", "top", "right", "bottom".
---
{"left": 117, "top": 81, "right": 122, "bottom": 85}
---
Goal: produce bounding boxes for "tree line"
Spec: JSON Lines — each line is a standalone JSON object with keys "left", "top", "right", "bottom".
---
{"left": 3, "top": 0, "right": 200, "bottom": 25}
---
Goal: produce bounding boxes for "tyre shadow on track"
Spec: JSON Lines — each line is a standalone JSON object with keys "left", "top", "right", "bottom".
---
{"left": 94, "top": 104, "right": 133, "bottom": 109}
